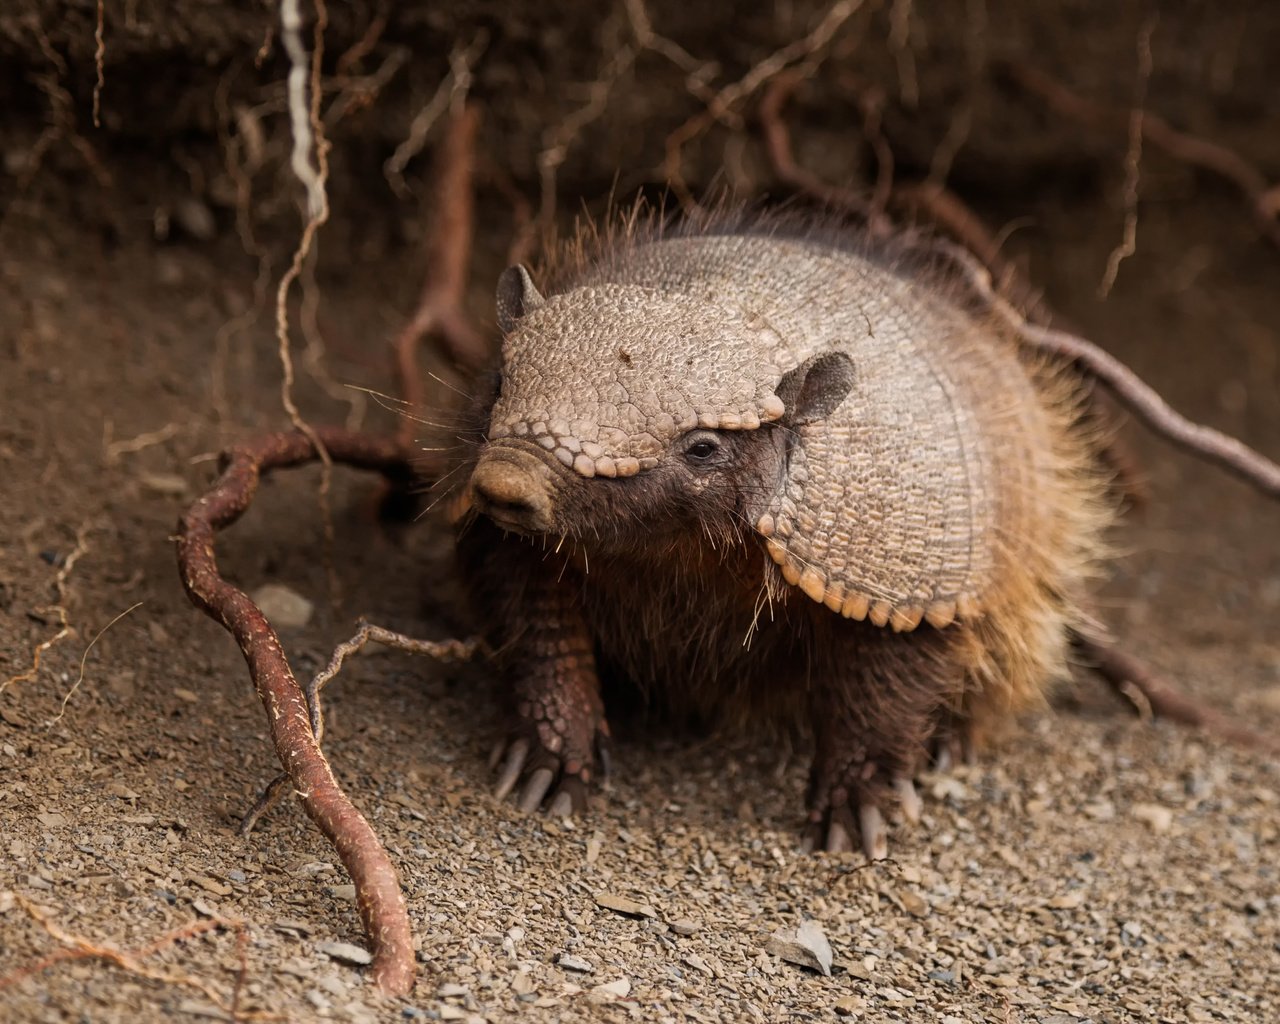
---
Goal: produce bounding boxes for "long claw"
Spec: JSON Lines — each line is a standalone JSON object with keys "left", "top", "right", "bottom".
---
{"left": 547, "top": 790, "right": 574, "bottom": 819}
{"left": 859, "top": 803, "right": 888, "bottom": 861}
{"left": 488, "top": 738, "right": 508, "bottom": 771}
{"left": 517, "top": 767, "right": 555, "bottom": 813}
{"left": 824, "top": 819, "right": 852, "bottom": 854}
{"left": 933, "top": 743, "right": 954, "bottom": 773}
{"left": 493, "top": 739, "right": 529, "bottom": 801}
{"left": 595, "top": 737, "right": 612, "bottom": 780}
{"left": 894, "top": 776, "right": 922, "bottom": 825}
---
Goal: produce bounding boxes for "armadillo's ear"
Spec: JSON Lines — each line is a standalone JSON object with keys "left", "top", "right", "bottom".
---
{"left": 775, "top": 352, "right": 856, "bottom": 427}
{"left": 496, "top": 265, "right": 546, "bottom": 333}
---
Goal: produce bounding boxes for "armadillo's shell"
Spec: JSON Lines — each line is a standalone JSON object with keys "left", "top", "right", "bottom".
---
{"left": 585, "top": 233, "right": 1064, "bottom": 631}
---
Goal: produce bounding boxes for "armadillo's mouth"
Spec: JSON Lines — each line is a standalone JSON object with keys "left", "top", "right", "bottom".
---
{"left": 468, "top": 442, "right": 565, "bottom": 535}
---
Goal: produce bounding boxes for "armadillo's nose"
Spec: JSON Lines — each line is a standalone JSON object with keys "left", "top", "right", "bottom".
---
{"left": 469, "top": 449, "right": 556, "bottom": 534}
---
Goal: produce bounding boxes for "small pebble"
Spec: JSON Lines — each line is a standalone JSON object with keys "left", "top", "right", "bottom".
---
{"left": 139, "top": 472, "right": 188, "bottom": 497}
{"left": 897, "top": 888, "right": 929, "bottom": 918}
{"left": 767, "top": 920, "right": 833, "bottom": 977}
{"left": 1131, "top": 802, "right": 1173, "bottom": 833}
{"left": 683, "top": 953, "right": 713, "bottom": 976}
{"left": 557, "top": 953, "right": 594, "bottom": 973}
{"left": 595, "top": 891, "right": 657, "bottom": 918}
{"left": 174, "top": 197, "right": 217, "bottom": 241}
{"left": 588, "top": 978, "right": 632, "bottom": 1003}
{"left": 316, "top": 940, "right": 373, "bottom": 966}
{"left": 250, "top": 583, "right": 314, "bottom": 628}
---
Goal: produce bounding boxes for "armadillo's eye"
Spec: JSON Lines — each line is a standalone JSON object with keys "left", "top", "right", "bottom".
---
{"left": 681, "top": 431, "right": 724, "bottom": 466}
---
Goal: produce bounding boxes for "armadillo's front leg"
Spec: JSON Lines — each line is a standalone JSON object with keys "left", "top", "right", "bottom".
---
{"left": 488, "top": 563, "right": 608, "bottom": 817}
{"left": 805, "top": 626, "right": 960, "bottom": 859}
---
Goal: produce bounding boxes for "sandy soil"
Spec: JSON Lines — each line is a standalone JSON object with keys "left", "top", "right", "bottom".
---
{"left": 2, "top": 12, "right": 1279, "bottom": 1020}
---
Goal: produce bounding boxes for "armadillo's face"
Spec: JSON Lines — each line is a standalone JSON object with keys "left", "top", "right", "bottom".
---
{"left": 465, "top": 273, "right": 790, "bottom": 548}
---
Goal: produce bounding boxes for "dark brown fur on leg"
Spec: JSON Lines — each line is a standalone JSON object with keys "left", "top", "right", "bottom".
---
{"left": 459, "top": 520, "right": 608, "bottom": 814}
{"left": 805, "top": 624, "right": 963, "bottom": 858}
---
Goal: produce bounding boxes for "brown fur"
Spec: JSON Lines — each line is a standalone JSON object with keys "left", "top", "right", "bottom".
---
{"left": 454, "top": 209, "right": 1115, "bottom": 839}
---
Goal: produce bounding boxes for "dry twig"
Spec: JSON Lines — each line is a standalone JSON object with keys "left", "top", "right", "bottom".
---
{"left": 103, "top": 421, "right": 182, "bottom": 465}
{"left": 536, "top": 18, "right": 637, "bottom": 232}
{"left": 759, "top": 72, "right": 879, "bottom": 225}
{"left": 887, "top": 0, "right": 918, "bottom": 108}
{"left": 49, "top": 601, "right": 143, "bottom": 723}
{"left": 175, "top": 427, "right": 429, "bottom": 994}
{"left": 13, "top": 21, "right": 111, "bottom": 196}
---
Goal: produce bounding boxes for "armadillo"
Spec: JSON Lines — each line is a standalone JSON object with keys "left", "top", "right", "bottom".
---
{"left": 455, "top": 218, "right": 1112, "bottom": 858}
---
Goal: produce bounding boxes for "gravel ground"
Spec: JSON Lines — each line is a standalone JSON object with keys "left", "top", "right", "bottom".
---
{"left": 1, "top": 174, "right": 1278, "bottom": 1023}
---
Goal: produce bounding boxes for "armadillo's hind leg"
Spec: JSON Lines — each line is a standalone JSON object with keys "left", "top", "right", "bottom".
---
{"left": 927, "top": 709, "right": 979, "bottom": 772}
{"left": 803, "top": 624, "right": 963, "bottom": 859}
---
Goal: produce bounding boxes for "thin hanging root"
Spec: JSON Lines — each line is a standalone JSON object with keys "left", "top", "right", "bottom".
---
{"left": 663, "top": 0, "right": 863, "bottom": 204}
{"left": 1001, "top": 60, "right": 1280, "bottom": 248}
{"left": 758, "top": 72, "right": 1016, "bottom": 289}
{"left": 241, "top": 625, "right": 479, "bottom": 835}
{"left": 1074, "top": 635, "right": 1279, "bottom": 756}
{"left": 175, "top": 427, "right": 434, "bottom": 996}
{"left": 392, "top": 104, "right": 487, "bottom": 450}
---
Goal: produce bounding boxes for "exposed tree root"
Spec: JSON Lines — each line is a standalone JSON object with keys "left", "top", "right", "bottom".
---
{"left": 175, "top": 427, "right": 432, "bottom": 995}
{"left": 1075, "top": 635, "right": 1279, "bottom": 757}
{"left": 241, "top": 623, "right": 479, "bottom": 836}
{"left": 941, "top": 242, "right": 1280, "bottom": 500}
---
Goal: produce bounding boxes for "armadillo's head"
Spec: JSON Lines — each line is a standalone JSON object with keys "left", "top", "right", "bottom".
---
{"left": 466, "top": 264, "right": 854, "bottom": 551}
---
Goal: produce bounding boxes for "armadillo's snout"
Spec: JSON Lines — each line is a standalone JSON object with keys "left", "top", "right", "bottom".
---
{"left": 469, "top": 448, "right": 557, "bottom": 535}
